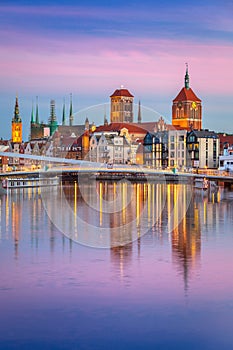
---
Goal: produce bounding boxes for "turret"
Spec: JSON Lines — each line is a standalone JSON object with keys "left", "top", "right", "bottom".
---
{"left": 62, "top": 99, "right": 66, "bottom": 126}
{"left": 12, "top": 95, "right": 22, "bottom": 143}
{"left": 184, "top": 63, "right": 190, "bottom": 90}
{"left": 69, "top": 93, "right": 73, "bottom": 126}
{"left": 49, "top": 99, "right": 58, "bottom": 135}
{"left": 35, "top": 96, "right": 39, "bottom": 124}
{"left": 31, "top": 102, "right": 35, "bottom": 124}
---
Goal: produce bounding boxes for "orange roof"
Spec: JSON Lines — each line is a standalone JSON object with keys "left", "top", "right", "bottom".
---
{"left": 110, "top": 88, "right": 134, "bottom": 98}
{"left": 94, "top": 122, "right": 146, "bottom": 134}
{"left": 132, "top": 121, "right": 184, "bottom": 132}
{"left": 173, "top": 87, "right": 201, "bottom": 102}
{"left": 94, "top": 122, "right": 185, "bottom": 135}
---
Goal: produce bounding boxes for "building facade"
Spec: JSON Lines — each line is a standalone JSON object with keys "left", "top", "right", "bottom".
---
{"left": 186, "top": 130, "right": 219, "bottom": 169}
{"left": 11, "top": 96, "right": 22, "bottom": 143}
{"left": 89, "top": 132, "right": 130, "bottom": 164}
{"left": 110, "top": 87, "right": 134, "bottom": 123}
{"left": 172, "top": 65, "right": 202, "bottom": 131}
{"left": 168, "top": 129, "right": 187, "bottom": 168}
{"left": 143, "top": 132, "right": 163, "bottom": 167}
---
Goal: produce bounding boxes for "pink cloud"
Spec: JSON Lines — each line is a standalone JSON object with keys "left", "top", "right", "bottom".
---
{"left": 1, "top": 33, "right": 233, "bottom": 99}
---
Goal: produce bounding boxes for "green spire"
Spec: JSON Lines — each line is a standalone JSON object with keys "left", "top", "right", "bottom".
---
{"left": 31, "top": 102, "right": 35, "bottom": 123}
{"left": 13, "top": 95, "right": 22, "bottom": 123}
{"left": 49, "top": 99, "right": 58, "bottom": 135}
{"left": 69, "top": 93, "right": 73, "bottom": 126}
{"left": 185, "top": 63, "right": 190, "bottom": 89}
{"left": 36, "top": 96, "right": 39, "bottom": 124}
{"left": 62, "top": 99, "right": 66, "bottom": 125}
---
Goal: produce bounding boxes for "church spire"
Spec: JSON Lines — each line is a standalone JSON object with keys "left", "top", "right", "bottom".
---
{"left": 138, "top": 100, "right": 142, "bottom": 123}
{"left": 62, "top": 99, "right": 66, "bottom": 126}
{"left": 36, "top": 96, "right": 39, "bottom": 124}
{"left": 12, "top": 95, "right": 22, "bottom": 143}
{"left": 69, "top": 93, "right": 73, "bottom": 126}
{"left": 185, "top": 63, "right": 190, "bottom": 89}
{"left": 31, "top": 101, "right": 35, "bottom": 123}
{"left": 50, "top": 99, "right": 56, "bottom": 122}
{"left": 13, "top": 95, "right": 21, "bottom": 122}
{"left": 49, "top": 99, "right": 58, "bottom": 135}
{"left": 104, "top": 104, "right": 108, "bottom": 125}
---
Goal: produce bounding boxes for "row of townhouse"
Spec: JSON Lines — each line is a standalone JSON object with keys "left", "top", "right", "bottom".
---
{"left": 0, "top": 120, "right": 221, "bottom": 171}
{"left": 89, "top": 132, "right": 132, "bottom": 164}
{"left": 143, "top": 129, "right": 219, "bottom": 169}
{"left": 6, "top": 139, "right": 54, "bottom": 170}
{"left": 88, "top": 125, "right": 220, "bottom": 170}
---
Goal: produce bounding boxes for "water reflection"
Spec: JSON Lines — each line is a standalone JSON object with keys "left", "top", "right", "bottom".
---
{"left": 1, "top": 183, "right": 233, "bottom": 349}
{"left": 0, "top": 183, "right": 228, "bottom": 276}
{"left": 171, "top": 198, "right": 201, "bottom": 293}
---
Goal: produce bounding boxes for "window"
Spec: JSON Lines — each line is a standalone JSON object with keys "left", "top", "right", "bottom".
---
{"left": 189, "top": 136, "right": 195, "bottom": 142}
{"left": 170, "top": 136, "right": 175, "bottom": 142}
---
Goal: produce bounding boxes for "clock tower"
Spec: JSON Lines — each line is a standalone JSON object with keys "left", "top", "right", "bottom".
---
{"left": 12, "top": 96, "right": 22, "bottom": 143}
{"left": 172, "top": 65, "right": 202, "bottom": 130}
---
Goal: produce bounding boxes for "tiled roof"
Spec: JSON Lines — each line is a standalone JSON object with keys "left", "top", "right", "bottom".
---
{"left": 94, "top": 123, "right": 146, "bottom": 134}
{"left": 218, "top": 133, "right": 233, "bottom": 145}
{"left": 0, "top": 140, "right": 9, "bottom": 146}
{"left": 57, "top": 125, "right": 86, "bottom": 138}
{"left": 132, "top": 122, "right": 184, "bottom": 132}
{"left": 173, "top": 87, "right": 201, "bottom": 102}
{"left": 132, "top": 122, "right": 157, "bottom": 133}
{"left": 110, "top": 89, "right": 134, "bottom": 98}
{"left": 189, "top": 129, "right": 218, "bottom": 138}
{"left": 60, "top": 137, "right": 78, "bottom": 147}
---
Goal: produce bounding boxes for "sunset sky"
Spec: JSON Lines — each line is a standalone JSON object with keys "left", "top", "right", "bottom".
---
{"left": 1, "top": 0, "right": 233, "bottom": 140}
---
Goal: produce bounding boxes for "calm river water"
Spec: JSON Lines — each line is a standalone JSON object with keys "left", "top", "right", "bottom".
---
{"left": 0, "top": 181, "right": 233, "bottom": 349}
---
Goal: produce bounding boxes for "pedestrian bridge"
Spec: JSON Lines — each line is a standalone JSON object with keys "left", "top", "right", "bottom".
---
{"left": 0, "top": 151, "right": 233, "bottom": 185}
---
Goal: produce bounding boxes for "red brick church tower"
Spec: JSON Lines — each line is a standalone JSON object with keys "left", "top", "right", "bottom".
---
{"left": 172, "top": 65, "right": 202, "bottom": 130}
{"left": 110, "top": 86, "right": 134, "bottom": 123}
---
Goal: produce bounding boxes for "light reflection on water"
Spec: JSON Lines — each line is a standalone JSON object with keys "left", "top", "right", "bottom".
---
{"left": 0, "top": 182, "right": 233, "bottom": 349}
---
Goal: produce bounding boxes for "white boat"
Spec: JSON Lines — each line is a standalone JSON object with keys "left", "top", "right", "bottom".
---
{"left": 0, "top": 176, "right": 60, "bottom": 194}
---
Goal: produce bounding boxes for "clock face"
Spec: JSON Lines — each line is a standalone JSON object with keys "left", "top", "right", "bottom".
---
{"left": 192, "top": 101, "right": 197, "bottom": 109}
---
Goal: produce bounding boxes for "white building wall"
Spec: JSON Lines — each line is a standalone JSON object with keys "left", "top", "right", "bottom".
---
{"left": 198, "top": 137, "right": 219, "bottom": 168}
{"left": 168, "top": 129, "right": 187, "bottom": 168}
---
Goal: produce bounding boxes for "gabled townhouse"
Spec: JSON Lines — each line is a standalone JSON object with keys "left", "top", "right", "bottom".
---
{"left": 89, "top": 132, "right": 130, "bottom": 164}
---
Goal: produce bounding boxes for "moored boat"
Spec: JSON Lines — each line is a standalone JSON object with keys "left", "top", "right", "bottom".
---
{"left": 0, "top": 176, "right": 59, "bottom": 194}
